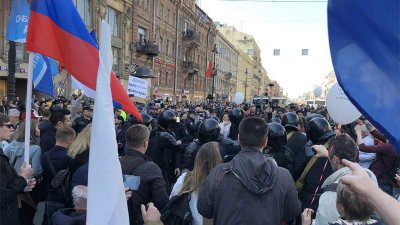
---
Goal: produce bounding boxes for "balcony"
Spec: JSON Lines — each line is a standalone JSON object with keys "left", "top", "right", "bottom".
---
{"left": 135, "top": 41, "right": 159, "bottom": 56}
{"left": 182, "top": 30, "right": 200, "bottom": 47}
{"left": 182, "top": 61, "right": 200, "bottom": 73}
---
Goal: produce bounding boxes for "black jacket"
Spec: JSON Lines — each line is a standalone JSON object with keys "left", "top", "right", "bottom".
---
{"left": 146, "top": 130, "right": 180, "bottom": 172}
{"left": 41, "top": 145, "right": 71, "bottom": 202}
{"left": 183, "top": 135, "right": 241, "bottom": 170}
{"left": 69, "top": 150, "right": 89, "bottom": 177}
{"left": 286, "top": 131, "right": 308, "bottom": 181}
{"left": 72, "top": 116, "right": 91, "bottom": 134}
{"left": 120, "top": 149, "right": 169, "bottom": 225}
{"left": 40, "top": 125, "right": 57, "bottom": 153}
{"left": 0, "top": 148, "right": 27, "bottom": 225}
{"left": 299, "top": 138, "right": 334, "bottom": 211}
{"left": 197, "top": 149, "right": 301, "bottom": 225}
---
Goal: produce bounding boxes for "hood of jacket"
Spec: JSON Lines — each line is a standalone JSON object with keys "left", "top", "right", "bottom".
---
{"left": 228, "top": 148, "right": 277, "bottom": 195}
{"left": 53, "top": 208, "right": 86, "bottom": 225}
{"left": 322, "top": 165, "right": 377, "bottom": 188}
{"left": 5, "top": 141, "right": 40, "bottom": 157}
{"left": 6, "top": 141, "right": 26, "bottom": 157}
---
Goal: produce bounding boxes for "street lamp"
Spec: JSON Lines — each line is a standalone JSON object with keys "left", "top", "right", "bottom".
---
{"left": 244, "top": 68, "right": 248, "bottom": 102}
{"left": 211, "top": 44, "right": 218, "bottom": 102}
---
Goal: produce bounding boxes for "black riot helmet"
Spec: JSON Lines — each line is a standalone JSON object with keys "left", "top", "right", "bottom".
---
{"left": 267, "top": 122, "right": 287, "bottom": 149}
{"left": 140, "top": 112, "right": 153, "bottom": 127}
{"left": 198, "top": 118, "right": 221, "bottom": 144}
{"left": 211, "top": 116, "right": 220, "bottom": 123}
{"left": 229, "top": 108, "right": 243, "bottom": 124}
{"left": 270, "top": 116, "right": 281, "bottom": 124}
{"left": 306, "top": 117, "right": 335, "bottom": 143}
{"left": 157, "top": 110, "right": 177, "bottom": 130}
{"left": 305, "top": 113, "right": 324, "bottom": 125}
{"left": 282, "top": 112, "right": 299, "bottom": 131}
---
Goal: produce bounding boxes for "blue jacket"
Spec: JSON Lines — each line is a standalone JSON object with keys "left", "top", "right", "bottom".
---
{"left": 3, "top": 141, "right": 42, "bottom": 177}
{"left": 52, "top": 208, "right": 86, "bottom": 225}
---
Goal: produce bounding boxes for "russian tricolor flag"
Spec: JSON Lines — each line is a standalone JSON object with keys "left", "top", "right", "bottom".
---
{"left": 26, "top": 0, "right": 142, "bottom": 121}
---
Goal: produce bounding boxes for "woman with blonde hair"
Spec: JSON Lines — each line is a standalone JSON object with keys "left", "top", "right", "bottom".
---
{"left": 68, "top": 124, "right": 91, "bottom": 176}
{"left": 170, "top": 142, "right": 222, "bottom": 225}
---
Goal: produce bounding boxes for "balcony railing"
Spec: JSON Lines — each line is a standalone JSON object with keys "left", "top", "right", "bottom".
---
{"left": 136, "top": 41, "right": 160, "bottom": 56}
{"left": 182, "top": 30, "right": 200, "bottom": 46}
{"left": 182, "top": 61, "right": 200, "bottom": 72}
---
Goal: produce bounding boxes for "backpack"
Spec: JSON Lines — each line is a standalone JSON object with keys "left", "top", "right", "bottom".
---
{"left": 160, "top": 193, "right": 193, "bottom": 225}
{"left": 45, "top": 154, "right": 73, "bottom": 205}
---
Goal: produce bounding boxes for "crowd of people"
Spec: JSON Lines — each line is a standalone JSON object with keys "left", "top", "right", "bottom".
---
{"left": 1, "top": 93, "right": 400, "bottom": 225}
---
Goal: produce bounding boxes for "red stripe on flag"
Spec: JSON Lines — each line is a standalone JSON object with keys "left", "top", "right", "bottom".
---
{"left": 27, "top": 12, "right": 142, "bottom": 121}
{"left": 27, "top": 12, "right": 99, "bottom": 91}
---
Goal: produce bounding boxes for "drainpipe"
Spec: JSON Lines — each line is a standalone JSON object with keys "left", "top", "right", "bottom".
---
{"left": 204, "top": 26, "right": 211, "bottom": 100}
{"left": 151, "top": 0, "right": 157, "bottom": 100}
{"left": 174, "top": 0, "right": 183, "bottom": 102}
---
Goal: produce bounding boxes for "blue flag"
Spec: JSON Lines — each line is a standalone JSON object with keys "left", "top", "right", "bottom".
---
{"left": 6, "top": 0, "right": 30, "bottom": 43}
{"left": 33, "top": 53, "right": 59, "bottom": 96}
{"left": 328, "top": 0, "right": 400, "bottom": 150}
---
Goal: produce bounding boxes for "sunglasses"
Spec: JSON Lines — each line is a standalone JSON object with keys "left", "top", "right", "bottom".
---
{"left": 1, "top": 124, "right": 13, "bottom": 129}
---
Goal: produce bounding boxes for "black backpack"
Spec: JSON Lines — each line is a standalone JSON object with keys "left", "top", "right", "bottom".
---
{"left": 45, "top": 154, "right": 73, "bottom": 206}
{"left": 160, "top": 193, "right": 193, "bottom": 225}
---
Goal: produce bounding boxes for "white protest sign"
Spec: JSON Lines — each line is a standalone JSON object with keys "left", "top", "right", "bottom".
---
{"left": 127, "top": 76, "right": 148, "bottom": 99}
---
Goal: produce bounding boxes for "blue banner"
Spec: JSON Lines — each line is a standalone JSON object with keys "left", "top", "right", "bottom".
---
{"left": 328, "top": 0, "right": 400, "bottom": 150}
{"left": 6, "top": 0, "right": 30, "bottom": 43}
{"left": 33, "top": 53, "right": 59, "bottom": 96}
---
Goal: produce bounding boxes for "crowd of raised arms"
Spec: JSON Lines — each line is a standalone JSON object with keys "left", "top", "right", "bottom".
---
{"left": 1, "top": 93, "right": 399, "bottom": 225}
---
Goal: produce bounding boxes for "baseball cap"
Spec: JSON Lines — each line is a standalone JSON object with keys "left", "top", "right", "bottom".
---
{"left": 21, "top": 111, "right": 43, "bottom": 120}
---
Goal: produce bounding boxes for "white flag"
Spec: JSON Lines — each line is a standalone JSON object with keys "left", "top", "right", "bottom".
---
{"left": 87, "top": 21, "right": 129, "bottom": 225}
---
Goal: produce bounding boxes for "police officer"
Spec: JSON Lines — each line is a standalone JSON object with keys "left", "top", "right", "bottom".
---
{"left": 281, "top": 112, "right": 308, "bottom": 180}
{"left": 72, "top": 106, "right": 92, "bottom": 134}
{"left": 263, "top": 122, "right": 294, "bottom": 174}
{"left": 145, "top": 110, "right": 181, "bottom": 193}
{"left": 228, "top": 108, "right": 243, "bottom": 141}
{"left": 297, "top": 117, "right": 335, "bottom": 213}
{"left": 183, "top": 118, "right": 241, "bottom": 170}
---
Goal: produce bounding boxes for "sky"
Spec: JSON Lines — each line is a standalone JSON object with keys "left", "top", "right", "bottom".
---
{"left": 198, "top": 0, "right": 334, "bottom": 98}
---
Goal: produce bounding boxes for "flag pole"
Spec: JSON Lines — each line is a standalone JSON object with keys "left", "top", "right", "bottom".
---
{"left": 24, "top": 52, "right": 34, "bottom": 164}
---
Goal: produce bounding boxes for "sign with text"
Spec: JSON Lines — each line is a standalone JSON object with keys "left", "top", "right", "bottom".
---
{"left": 127, "top": 76, "right": 148, "bottom": 99}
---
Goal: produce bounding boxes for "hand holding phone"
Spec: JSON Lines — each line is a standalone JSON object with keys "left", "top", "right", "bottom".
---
{"left": 305, "top": 147, "right": 315, "bottom": 157}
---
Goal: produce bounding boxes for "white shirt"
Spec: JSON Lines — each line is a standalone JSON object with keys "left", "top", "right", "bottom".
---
{"left": 170, "top": 172, "right": 202, "bottom": 225}
{"left": 219, "top": 121, "right": 231, "bottom": 138}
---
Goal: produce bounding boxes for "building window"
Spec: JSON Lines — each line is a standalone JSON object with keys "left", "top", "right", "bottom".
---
{"left": 159, "top": 4, "right": 164, "bottom": 18}
{"left": 302, "top": 49, "right": 309, "bottom": 56}
{"left": 273, "top": 49, "right": 280, "bottom": 56}
{"left": 112, "top": 47, "right": 121, "bottom": 76}
{"left": 138, "top": 27, "right": 146, "bottom": 44}
{"left": 172, "top": 12, "right": 176, "bottom": 27}
{"left": 184, "top": 20, "right": 189, "bottom": 32}
{"left": 247, "top": 49, "right": 254, "bottom": 56}
{"left": 159, "top": 37, "right": 163, "bottom": 53}
{"left": 164, "top": 72, "right": 168, "bottom": 86}
{"left": 73, "top": 0, "right": 91, "bottom": 26}
{"left": 166, "top": 39, "right": 169, "bottom": 56}
{"left": 166, "top": 8, "right": 170, "bottom": 23}
{"left": 107, "top": 7, "right": 120, "bottom": 37}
